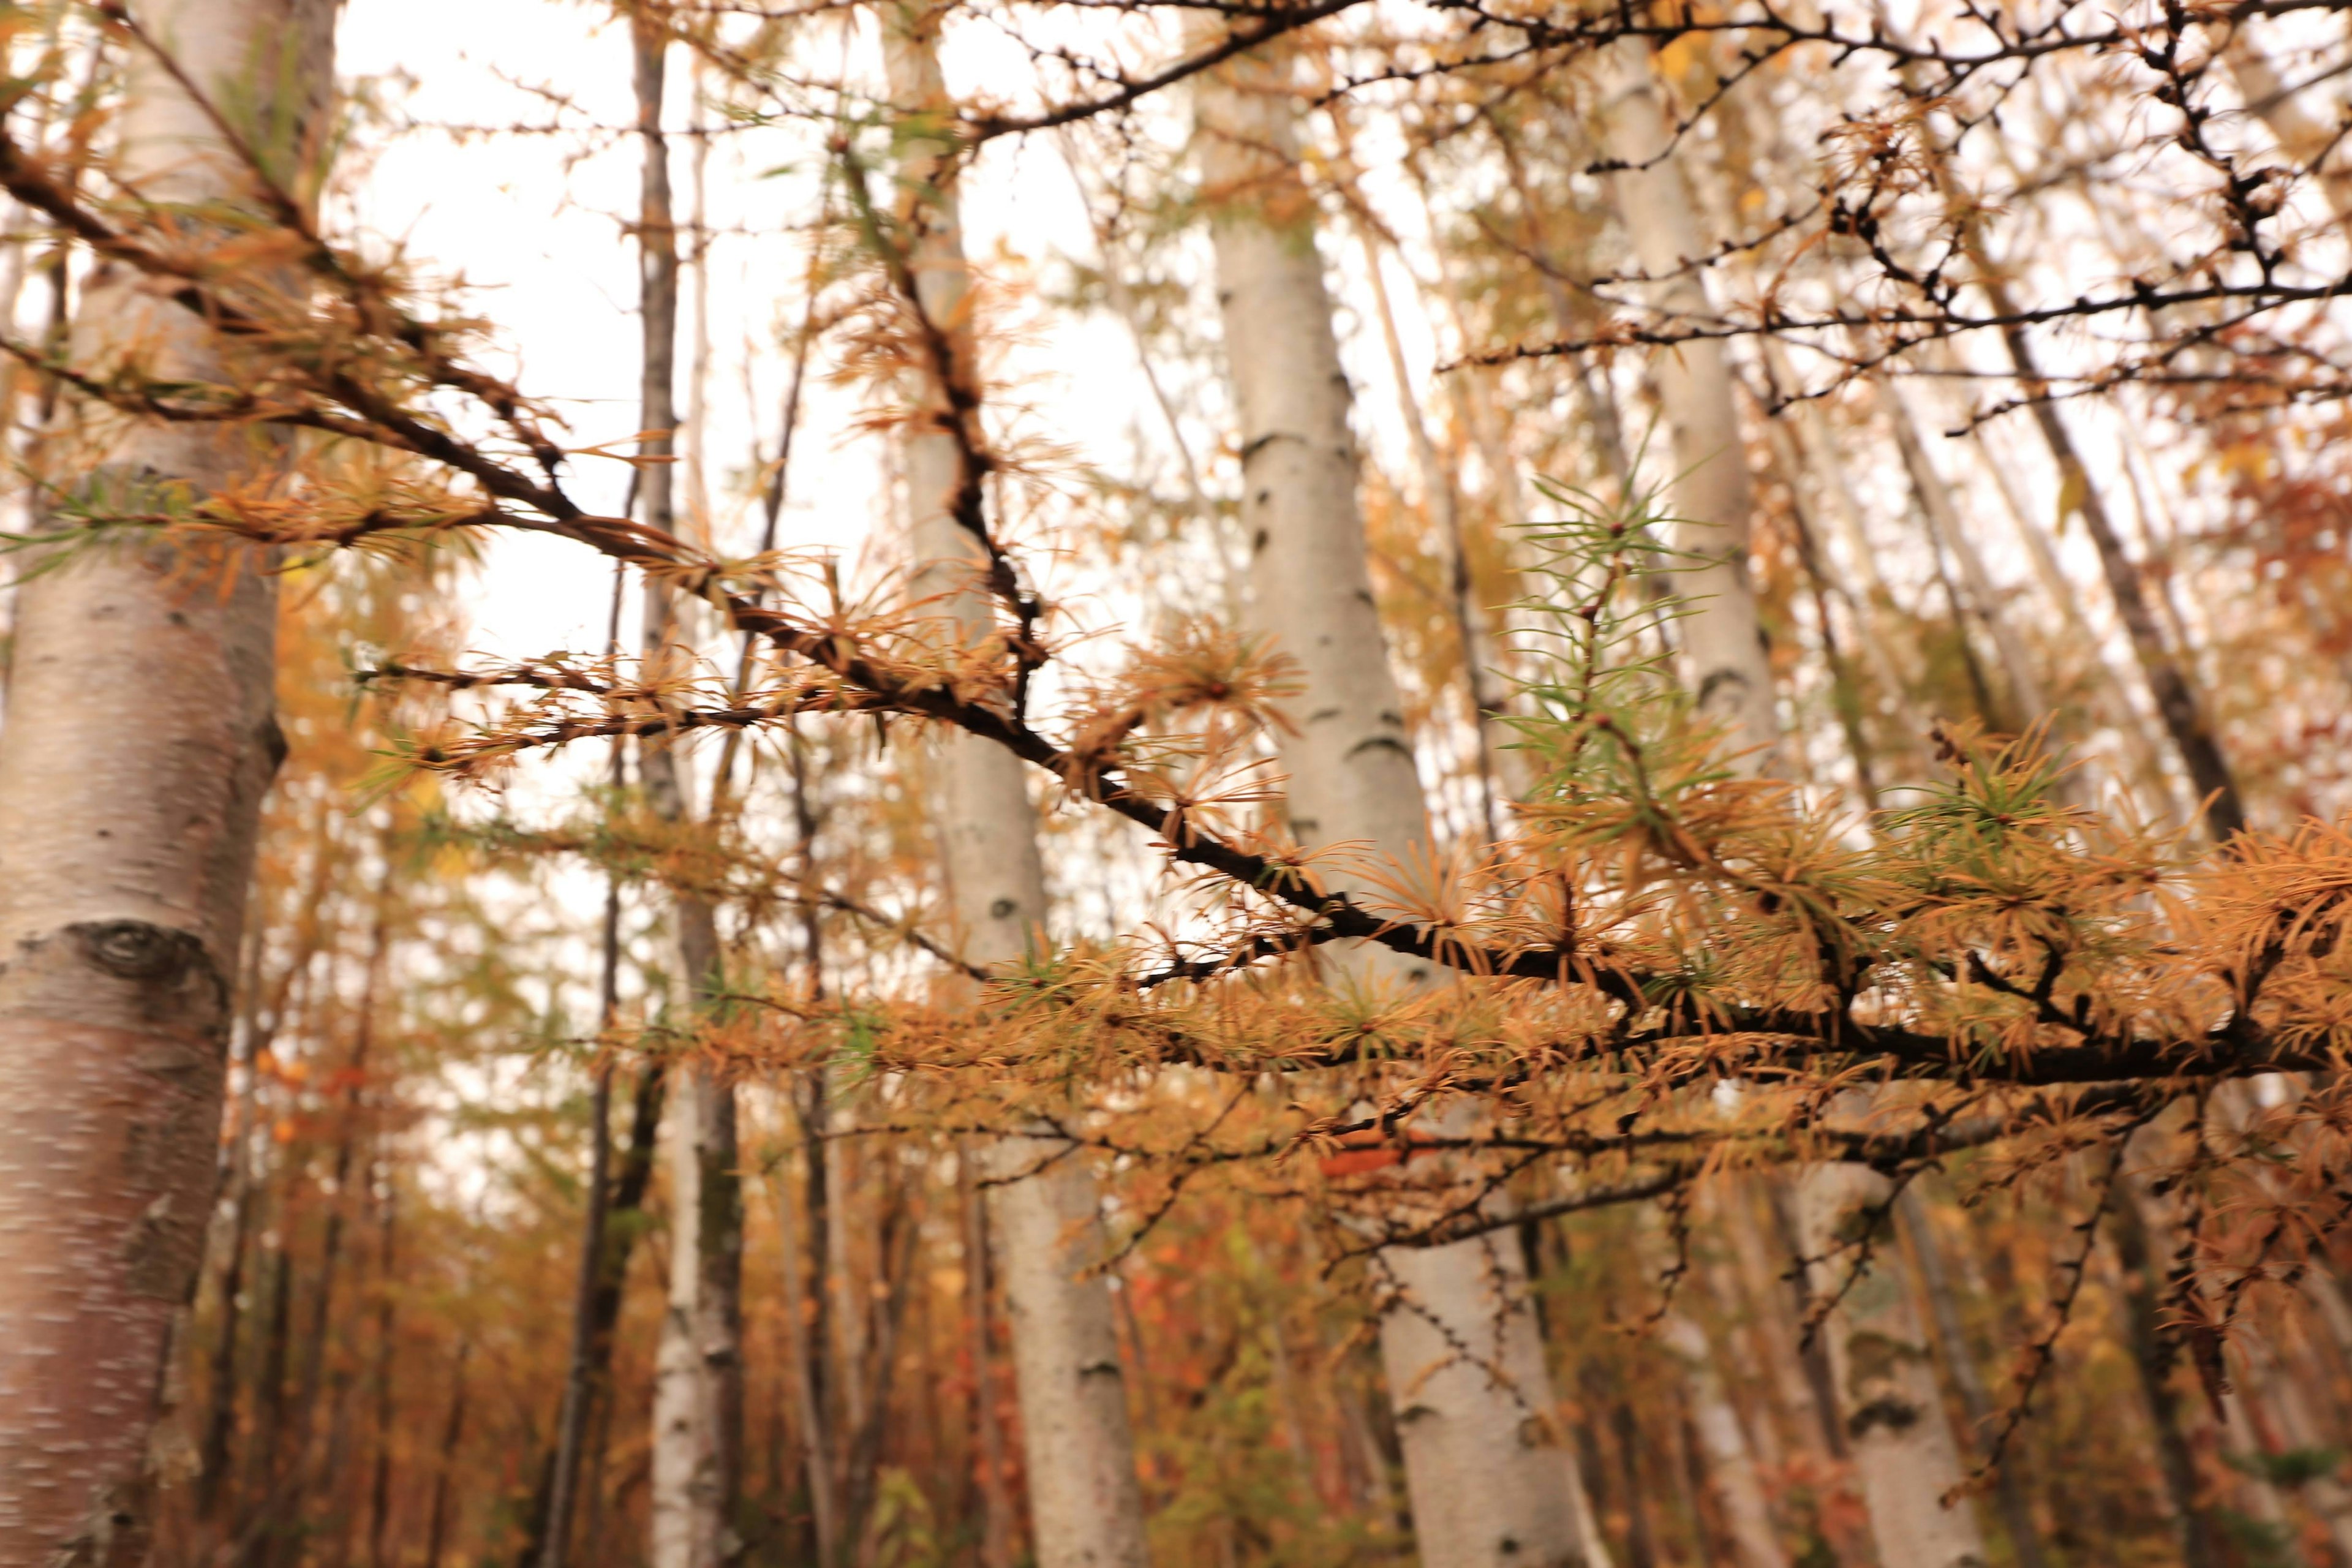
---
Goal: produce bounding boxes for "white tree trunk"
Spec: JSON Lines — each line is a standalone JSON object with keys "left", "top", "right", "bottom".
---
{"left": 650, "top": 1031, "right": 740, "bottom": 1568}
{"left": 1597, "top": 50, "right": 1826, "bottom": 1557}
{"left": 1596, "top": 39, "right": 1783, "bottom": 773}
{"left": 887, "top": 16, "right": 1152, "bottom": 1566}
{"left": 1885, "top": 388, "right": 2056, "bottom": 729}
{"left": 0, "top": 1, "right": 332, "bottom": 1560}
{"left": 1195, "top": 39, "right": 1606, "bottom": 1568}
{"left": 1659, "top": 1310, "right": 1790, "bottom": 1568}
{"left": 1796, "top": 1159, "right": 1989, "bottom": 1568}
{"left": 635, "top": 20, "right": 743, "bottom": 1562}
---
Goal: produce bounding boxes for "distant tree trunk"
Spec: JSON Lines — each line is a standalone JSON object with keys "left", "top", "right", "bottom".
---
{"left": 1195, "top": 36, "right": 1607, "bottom": 1568}
{"left": 423, "top": 1343, "right": 473, "bottom": 1568}
{"left": 775, "top": 1100, "right": 839, "bottom": 1564}
{"left": 0, "top": 0, "right": 333, "bottom": 1558}
{"left": 1595, "top": 39, "right": 1782, "bottom": 773}
{"left": 2108, "top": 1185, "right": 2227, "bottom": 1568}
{"left": 2237, "top": 1323, "right": 2352, "bottom": 1564}
{"left": 884, "top": 11, "right": 1153, "bottom": 1567}
{"left": 538, "top": 731, "right": 630, "bottom": 1568}
{"left": 243, "top": 1217, "right": 298, "bottom": 1531}
{"left": 195, "top": 935, "right": 271, "bottom": 1528}
{"left": 629, "top": 15, "right": 744, "bottom": 1568}
{"left": 280, "top": 883, "right": 394, "bottom": 1554}
{"left": 841, "top": 1176, "right": 919, "bottom": 1553}
{"left": 366, "top": 1186, "right": 399, "bottom": 1568}
{"left": 1894, "top": 1189, "right": 2049, "bottom": 1568}
{"left": 1968, "top": 260, "right": 2248, "bottom": 839}
{"left": 1344, "top": 194, "right": 1508, "bottom": 838}
{"left": 1796, "top": 1161, "right": 1989, "bottom": 1568}
{"left": 959, "top": 1148, "right": 1017, "bottom": 1568}
{"left": 1885, "top": 388, "right": 2056, "bottom": 734}
{"left": 1653, "top": 1267, "right": 1788, "bottom": 1568}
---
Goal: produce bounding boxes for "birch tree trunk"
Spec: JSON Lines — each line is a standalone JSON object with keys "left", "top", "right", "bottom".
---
{"left": 635, "top": 19, "right": 744, "bottom": 1568}
{"left": 1594, "top": 39, "right": 1782, "bottom": 772}
{"left": 886, "top": 13, "right": 1152, "bottom": 1566}
{"left": 1796, "top": 1160, "right": 1990, "bottom": 1568}
{"left": 1344, "top": 197, "right": 1509, "bottom": 834}
{"left": 1195, "top": 39, "right": 1606, "bottom": 1568}
{"left": 1659, "top": 1305, "right": 1788, "bottom": 1568}
{"left": 0, "top": 1, "right": 334, "bottom": 1559}
{"left": 1594, "top": 53, "right": 1847, "bottom": 1556}
{"left": 1894, "top": 1190, "right": 2049, "bottom": 1568}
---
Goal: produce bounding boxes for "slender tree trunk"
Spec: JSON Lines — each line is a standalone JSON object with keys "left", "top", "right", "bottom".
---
{"left": 1895, "top": 1189, "right": 2049, "bottom": 1568}
{"left": 197, "top": 1151, "right": 259, "bottom": 1527}
{"left": 886, "top": 12, "right": 1153, "bottom": 1566}
{"left": 281, "top": 885, "right": 394, "bottom": 1554}
{"left": 540, "top": 721, "right": 631, "bottom": 1568}
{"left": 789, "top": 1074, "right": 842, "bottom": 1563}
{"left": 1886, "top": 390, "right": 2056, "bottom": 734}
{"left": 630, "top": 15, "right": 744, "bottom": 1567}
{"left": 1195, "top": 37, "right": 1605, "bottom": 1568}
{"left": 1344, "top": 195, "right": 1507, "bottom": 839}
{"left": 1755, "top": 402, "right": 1882, "bottom": 805}
{"left": 366, "top": 1186, "right": 399, "bottom": 1568}
{"left": 842, "top": 1179, "right": 919, "bottom": 1555}
{"left": 1962, "top": 411, "right": 2182, "bottom": 816}
{"left": 1709, "top": 1187, "right": 1836, "bottom": 1474}
{"left": 1594, "top": 39, "right": 1782, "bottom": 772}
{"left": 2108, "top": 1184, "right": 2228, "bottom": 1568}
{"left": 1594, "top": 62, "right": 1858, "bottom": 1560}
{"left": 244, "top": 1217, "right": 297, "bottom": 1534}
{"left": 0, "top": 0, "right": 332, "bottom": 1557}
{"left": 776, "top": 1105, "right": 839, "bottom": 1565}
{"left": 959, "top": 1148, "right": 1017, "bottom": 1568}
{"left": 1659, "top": 1309, "right": 1787, "bottom": 1568}
{"left": 1796, "top": 1161, "right": 1989, "bottom": 1568}
{"left": 196, "top": 929, "right": 274, "bottom": 1528}
{"left": 1642, "top": 1204, "right": 1789, "bottom": 1568}
{"left": 1968, "top": 260, "right": 2248, "bottom": 837}
{"left": 423, "top": 1343, "right": 472, "bottom": 1568}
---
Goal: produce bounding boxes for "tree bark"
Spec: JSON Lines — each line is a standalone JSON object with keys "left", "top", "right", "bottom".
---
{"left": 423, "top": 1343, "right": 472, "bottom": 1568}
{"left": 787, "top": 1074, "right": 841, "bottom": 1564}
{"left": 0, "top": 0, "right": 333, "bottom": 1558}
{"left": 1969, "top": 260, "right": 2248, "bottom": 839}
{"left": 540, "top": 725, "right": 632, "bottom": 1568}
{"left": 636, "top": 12, "right": 744, "bottom": 1559}
{"left": 1894, "top": 1189, "right": 2048, "bottom": 1568}
{"left": 959, "top": 1147, "right": 1017, "bottom": 1568}
{"left": 1885, "top": 390, "right": 2056, "bottom": 735}
{"left": 366, "top": 1185, "right": 399, "bottom": 1568}
{"left": 2107, "top": 1184, "right": 2228, "bottom": 1568}
{"left": 1594, "top": 39, "right": 1782, "bottom": 773}
{"left": 1795, "top": 1161, "right": 1989, "bottom": 1568}
{"left": 1659, "top": 1295, "right": 1788, "bottom": 1568}
{"left": 1194, "top": 37, "right": 1607, "bottom": 1568}
{"left": 1345, "top": 197, "right": 1508, "bottom": 839}
{"left": 886, "top": 12, "right": 1153, "bottom": 1566}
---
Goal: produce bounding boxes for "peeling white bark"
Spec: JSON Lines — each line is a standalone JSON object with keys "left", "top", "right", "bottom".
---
{"left": 1659, "top": 1310, "right": 1789, "bottom": 1568}
{"left": 1196, "top": 39, "right": 1605, "bottom": 1568}
{"left": 1596, "top": 40, "right": 1783, "bottom": 773}
{"left": 1796, "top": 1160, "right": 1989, "bottom": 1568}
{"left": 888, "top": 15, "right": 1152, "bottom": 1566}
{"left": 0, "top": 2, "right": 333, "bottom": 1560}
